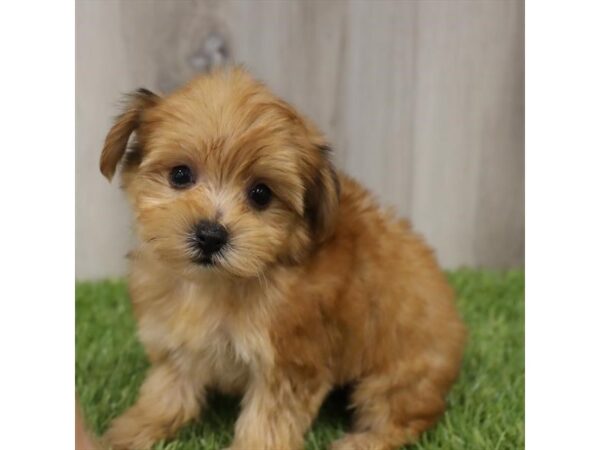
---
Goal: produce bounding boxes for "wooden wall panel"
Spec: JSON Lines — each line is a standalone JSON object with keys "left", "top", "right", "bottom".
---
{"left": 76, "top": 0, "right": 524, "bottom": 279}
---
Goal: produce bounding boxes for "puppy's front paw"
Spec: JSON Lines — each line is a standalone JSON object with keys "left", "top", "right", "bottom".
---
{"left": 330, "top": 433, "right": 388, "bottom": 450}
{"left": 103, "top": 413, "right": 159, "bottom": 450}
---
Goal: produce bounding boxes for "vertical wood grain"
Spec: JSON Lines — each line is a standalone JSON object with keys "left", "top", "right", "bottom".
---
{"left": 472, "top": 0, "right": 524, "bottom": 268}
{"left": 76, "top": 0, "right": 524, "bottom": 279}
{"left": 76, "top": 1, "right": 134, "bottom": 279}
{"left": 409, "top": 0, "right": 524, "bottom": 268}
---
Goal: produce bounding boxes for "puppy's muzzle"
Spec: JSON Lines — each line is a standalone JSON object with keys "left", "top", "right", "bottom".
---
{"left": 191, "top": 220, "right": 229, "bottom": 263}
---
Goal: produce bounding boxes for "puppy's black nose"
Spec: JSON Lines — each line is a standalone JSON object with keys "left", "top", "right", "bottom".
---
{"left": 194, "top": 220, "right": 228, "bottom": 256}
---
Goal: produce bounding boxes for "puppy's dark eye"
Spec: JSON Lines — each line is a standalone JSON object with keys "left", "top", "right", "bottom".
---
{"left": 248, "top": 183, "right": 272, "bottom": 209}
{"left": 169, "top": 165, "right": 195, "bottom": 189}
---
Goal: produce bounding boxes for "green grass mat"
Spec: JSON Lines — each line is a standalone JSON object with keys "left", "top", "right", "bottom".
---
{"left": 76, "top": 269, "right": 524, "bottom": 450}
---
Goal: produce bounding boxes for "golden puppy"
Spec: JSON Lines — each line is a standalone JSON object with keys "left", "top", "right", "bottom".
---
{"left": 99, "top": 67, "right": 466, "bottom": 450}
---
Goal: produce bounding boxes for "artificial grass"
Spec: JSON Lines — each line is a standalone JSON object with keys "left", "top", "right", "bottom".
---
{"left": 76, "top": 269, "right": 524, "bottom": 450}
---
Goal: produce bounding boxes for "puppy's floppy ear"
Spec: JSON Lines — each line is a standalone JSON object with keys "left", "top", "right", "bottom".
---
{"left": 304, "top": 144, "right": 340, "bottom": 243}
{"left": 100, "top": 88, "right": 160, "bottom": 181}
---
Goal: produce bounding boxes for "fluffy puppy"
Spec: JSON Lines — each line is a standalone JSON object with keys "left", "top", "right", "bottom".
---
{"left": 99, "top": 67, "right": 466, "bottom": 450}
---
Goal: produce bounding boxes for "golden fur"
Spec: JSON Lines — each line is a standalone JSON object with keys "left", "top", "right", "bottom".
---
{"left": 99, "top": 67, "right": 466, "bottom": 450}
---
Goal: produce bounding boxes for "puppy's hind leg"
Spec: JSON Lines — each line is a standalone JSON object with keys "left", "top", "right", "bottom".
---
{"left": 104, "top": 363, "right": 205, "bottom": 450}
{"left": 330, "top": 370, "right": 448, "bottom": 450}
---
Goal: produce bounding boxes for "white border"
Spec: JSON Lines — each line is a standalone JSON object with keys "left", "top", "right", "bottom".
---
{"left": 0, "top": 1, "right": 74, "bottom": 449}
{"left": 526, "top": 1, "right": 600, "bottom": 448}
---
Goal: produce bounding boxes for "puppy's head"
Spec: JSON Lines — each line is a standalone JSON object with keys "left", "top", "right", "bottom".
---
{"left": 101, "top": 67, "right": 339, "bottom": 279}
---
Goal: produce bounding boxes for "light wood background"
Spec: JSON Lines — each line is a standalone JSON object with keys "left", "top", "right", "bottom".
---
{"left": 76, "top": 0, "right": 524, "bottom": 280}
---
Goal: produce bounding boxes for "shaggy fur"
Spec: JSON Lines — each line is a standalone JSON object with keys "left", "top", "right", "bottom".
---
{"left": 99, "top": 67, "right": 466, "bottom": 450}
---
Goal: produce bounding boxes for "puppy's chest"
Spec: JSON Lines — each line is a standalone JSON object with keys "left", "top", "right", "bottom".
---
{"left": 136, "top": 285, "right": 274, "bottom": 389}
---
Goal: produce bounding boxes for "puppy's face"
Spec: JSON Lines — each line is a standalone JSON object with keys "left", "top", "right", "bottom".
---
{"left": 100, "top": 69, "right": 339, "bottom": 279}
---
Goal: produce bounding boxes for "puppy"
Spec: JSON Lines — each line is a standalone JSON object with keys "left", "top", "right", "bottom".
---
{"left": 100, "top": 67, "right": 466, "bottom": 450}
